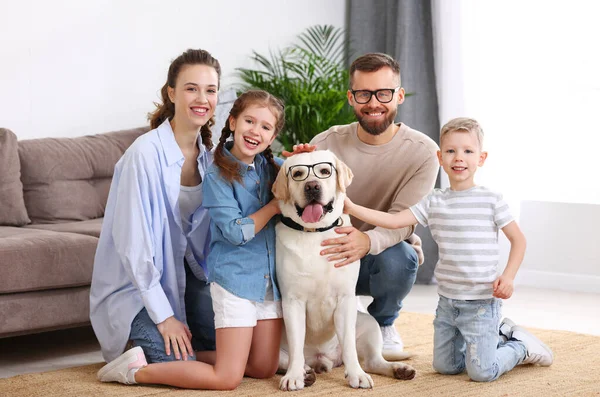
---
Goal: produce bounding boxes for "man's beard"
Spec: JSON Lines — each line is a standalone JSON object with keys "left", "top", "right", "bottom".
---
{"left": 354, "top": 106, "right": 398, "bottom": 136}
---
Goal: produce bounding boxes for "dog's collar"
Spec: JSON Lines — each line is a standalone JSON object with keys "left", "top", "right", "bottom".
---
{"left": 280, "top": 216, "right": 343, "bottom": 233}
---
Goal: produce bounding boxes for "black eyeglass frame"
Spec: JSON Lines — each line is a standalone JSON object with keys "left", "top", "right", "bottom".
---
{"left": 286, "top": 162, "right": 338, "bottom": 182}
{"left": 350, "top": 87, "right": 401, "bottom": 104}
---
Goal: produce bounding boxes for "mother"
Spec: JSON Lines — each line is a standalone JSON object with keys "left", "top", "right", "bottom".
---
{"left": 90, "top": 49, "right": 220, "bottom": 365}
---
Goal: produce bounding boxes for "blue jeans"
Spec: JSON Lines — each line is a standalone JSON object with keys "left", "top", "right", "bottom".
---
{"left": 433, "top": 295, "right": 527, "bottom": 382}
{"left": 129, "top": 261, "right": 216, "bottom": 363}
{"left": 356, "top": 240, "right": 419, "bottom": 326}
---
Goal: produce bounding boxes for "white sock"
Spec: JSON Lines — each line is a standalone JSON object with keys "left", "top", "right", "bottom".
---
{"left": 126, "top": 367, "right": 141, "bottom": 384}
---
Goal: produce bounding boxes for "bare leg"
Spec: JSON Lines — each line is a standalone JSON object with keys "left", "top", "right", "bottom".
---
{"left": 196, "top": 350, "right": 216, "bottom": 365}
{"left": 245, "top": 318, "right": 283, "bottom": 378}
{"left": 134, "top": 327, "right": 253, "bottom": 390}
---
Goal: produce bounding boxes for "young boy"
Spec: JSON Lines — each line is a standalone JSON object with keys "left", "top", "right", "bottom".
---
{"left": 344, "top": 117, "right": 553, "bottom": 382}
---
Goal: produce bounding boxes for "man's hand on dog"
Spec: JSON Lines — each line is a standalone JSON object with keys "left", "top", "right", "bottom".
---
{"left": 321, "top": 226, "right": 371, "bottom": 267}
{"left": 281, "top": 143, "right": 317, "bottom": 157}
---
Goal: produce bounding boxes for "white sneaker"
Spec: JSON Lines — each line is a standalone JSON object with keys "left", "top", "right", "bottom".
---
{"left": 511, "top": 326, "right": 554, "bottom": 366}
{"left": 97, "top": 346, "right": 148, "bottom": 384}
{"left": 381, "top": 325, "right": 404, "bottom": 353}
{"left": 499, "top": 317, "right": 516, "bottom": 342}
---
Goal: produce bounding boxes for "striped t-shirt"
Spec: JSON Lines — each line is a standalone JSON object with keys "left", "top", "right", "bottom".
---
{"left": 410, "top": 186, "right": 514, "bottom": 300}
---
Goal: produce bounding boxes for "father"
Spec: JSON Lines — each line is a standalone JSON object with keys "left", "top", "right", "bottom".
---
{"left": 309, "top": 53, "right": 439, "bottom": 353}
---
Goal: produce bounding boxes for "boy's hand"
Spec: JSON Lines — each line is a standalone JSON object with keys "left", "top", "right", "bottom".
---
{"left": 493, "top": 275, "right": 514, "bottom": 299}
{"left": 281, "top": 143, "right": 317, "bottom": 157}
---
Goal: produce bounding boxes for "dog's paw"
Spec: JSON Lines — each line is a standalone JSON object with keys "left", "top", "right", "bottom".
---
{"left": 345, "top": 370, "right": 374, "bottom": 389}
{"left": 279, "top": 370, "right": 306, "bottom": 391}
{"left": 304, "top": 367, "right": 316, "bottom": 387}
{"left": 393, "top": 363, "right": 416, "bottom": 380}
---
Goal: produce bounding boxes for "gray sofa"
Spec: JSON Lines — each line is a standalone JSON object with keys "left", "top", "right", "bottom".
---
{"left": 0, "top": 126, "right": 148, "bottom": 337}
{"left": 0, "top": 90, "right": 237, "bottom": 338}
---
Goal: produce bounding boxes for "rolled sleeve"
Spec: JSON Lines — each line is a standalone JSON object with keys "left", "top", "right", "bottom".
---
{"left": 237, "top": 217, "right": 256, "bottom": 243}
{"left": 366, "top": 225, "right": 413, "bottom": 255}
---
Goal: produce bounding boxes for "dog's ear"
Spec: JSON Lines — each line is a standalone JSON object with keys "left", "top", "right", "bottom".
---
{"left": 272, "top": 164, "right": 290, "bottom": 202}
{"left": 335, "top": 156, "right": 353, "bottom": 193}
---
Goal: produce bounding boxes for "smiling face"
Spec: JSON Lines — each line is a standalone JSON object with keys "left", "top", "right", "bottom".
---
{"left": 167, "top": 64, "right": 219, "bottom": 131}
{"left": 348, "top": 67, "right": 405, "bottom": 137}
{"left": 228, "top": 104, "right": 278, "bottom": 164}
{"left": 438, "top": 130, "right": 488, "bottom": 191}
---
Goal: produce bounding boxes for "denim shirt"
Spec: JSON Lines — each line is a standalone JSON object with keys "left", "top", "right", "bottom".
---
{"left": 90, "top": 119, "right": 213, "bottom": 362}
{"left": 202, "top": 144, "right": 283, "bottom": 302}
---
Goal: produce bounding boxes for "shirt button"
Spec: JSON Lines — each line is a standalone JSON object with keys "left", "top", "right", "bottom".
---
{"left": 264, "top": 274, "right": 270, "bottom": 279}
{"left": 268, "top": 250, "right": 272, "bottom": 254}
{"left": 247, "top": 166, "right": 252, "bottom": 171}
{"left": 193, "top": 220, "right": 198, "bottom": 223}
{"left": 236, "top": 219, "right": 241, "bottom": 225}
{"left": 256, "top": 180, "right": 259, "bottom": 185}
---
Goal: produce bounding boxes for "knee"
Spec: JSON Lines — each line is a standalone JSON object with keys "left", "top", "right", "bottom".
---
{"left": 467, "top": 368, "right": 497, "bottom": 383}
{"left": 246, "top": 361, "right": 278, "bottom": 379}
{"left": 218, "top": 373, "right": 244, "bottom": 390}
{"left": 432, "top": 359, "right": 463, "bottom": 376}
{"left": 374, "top": 242, "right": 419, "bottom": 278}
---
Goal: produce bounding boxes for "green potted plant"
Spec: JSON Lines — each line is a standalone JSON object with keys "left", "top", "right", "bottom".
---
{"left": 236, "top": 25, "right": 356, "bottom": 152}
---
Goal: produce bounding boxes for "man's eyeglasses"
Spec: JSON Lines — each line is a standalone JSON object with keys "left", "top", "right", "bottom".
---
{"left": 350, "top": 87, "right": 400, "bottom": 104}
{"left": 286, "top": 162, "right": 337, "bottom": 182}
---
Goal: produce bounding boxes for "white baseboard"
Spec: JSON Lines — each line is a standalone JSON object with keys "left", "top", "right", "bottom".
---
{"left": 516, "top": 269, "right": 600, "bottom": 294}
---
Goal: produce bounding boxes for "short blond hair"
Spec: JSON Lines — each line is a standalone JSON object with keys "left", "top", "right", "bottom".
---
{"left": 440, "top": 117, "right": 484, "bottom": 149}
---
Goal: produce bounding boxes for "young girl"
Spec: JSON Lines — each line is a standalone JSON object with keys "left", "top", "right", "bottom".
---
{"left": 97, "top": 90, "right": 286, "bottom": 390}
{"left": 91, "top": 49, "right": 220, "bottom": 368}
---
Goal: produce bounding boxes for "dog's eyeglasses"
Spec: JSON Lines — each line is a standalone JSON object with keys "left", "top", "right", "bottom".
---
{"left": 286, "top": 162, "right": 337, "bottom": 182}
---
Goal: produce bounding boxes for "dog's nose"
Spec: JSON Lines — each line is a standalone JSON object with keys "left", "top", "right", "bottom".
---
{"left": 304, "top": 181, "right": 320, "bottom": 192}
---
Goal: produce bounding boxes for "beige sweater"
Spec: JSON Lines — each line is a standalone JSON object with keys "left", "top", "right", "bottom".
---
{"left": 311, "top": 122, "right": 439, "bottom": 255}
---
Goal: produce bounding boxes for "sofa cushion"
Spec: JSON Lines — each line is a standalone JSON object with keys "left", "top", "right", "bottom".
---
{"left": 25, "top": 218, "right": 103, "bottom": 238}
{"left": 0, "top": 286, "right": 91, "bottom": 337}
{"left": 0, "top": 129, "right": 30, "bottom": 226}
{"left": 0, "top": 227, "right": 98, "bottom": 294}
{"left": 18, "top": 127, "right": 149, "bottom": 224}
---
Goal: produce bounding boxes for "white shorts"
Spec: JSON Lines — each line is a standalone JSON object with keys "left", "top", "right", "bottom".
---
{"left": 210, "top": 282, "right": 282, "bottom": 329}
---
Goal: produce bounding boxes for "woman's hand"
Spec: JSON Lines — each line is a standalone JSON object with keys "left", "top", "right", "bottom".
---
{"left": 157, "top": 316, "right": 193, "bottom": 360}
{"left": 281, "top": 143, "right": 317, "bottom": 157}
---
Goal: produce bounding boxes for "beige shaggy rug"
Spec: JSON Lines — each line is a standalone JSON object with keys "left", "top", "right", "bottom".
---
{"left": 2, "top": 312, "right": 599, "bottom": 397}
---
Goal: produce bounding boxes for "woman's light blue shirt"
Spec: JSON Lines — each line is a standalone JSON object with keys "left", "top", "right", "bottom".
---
{"left": 202, "top": 144, "right": 283, "bottom": 302}
{"left": 90, "top": 119, "right": 213, "bottom": 362}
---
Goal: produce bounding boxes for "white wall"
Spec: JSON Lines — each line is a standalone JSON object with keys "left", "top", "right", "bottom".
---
{"left": 0, "top": 0, "right": 346, "bottom": 140}
{"left": 433, "top": 1, "right": 600, "bottom": 292}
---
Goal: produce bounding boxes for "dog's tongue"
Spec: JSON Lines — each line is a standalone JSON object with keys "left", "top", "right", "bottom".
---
{"left": 301, "top": 203, "right": 324, "bottom": 223}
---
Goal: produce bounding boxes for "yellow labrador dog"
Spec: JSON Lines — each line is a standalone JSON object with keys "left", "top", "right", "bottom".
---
{"left": 272, "top": 150, "right": 416, "bottom": 391}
